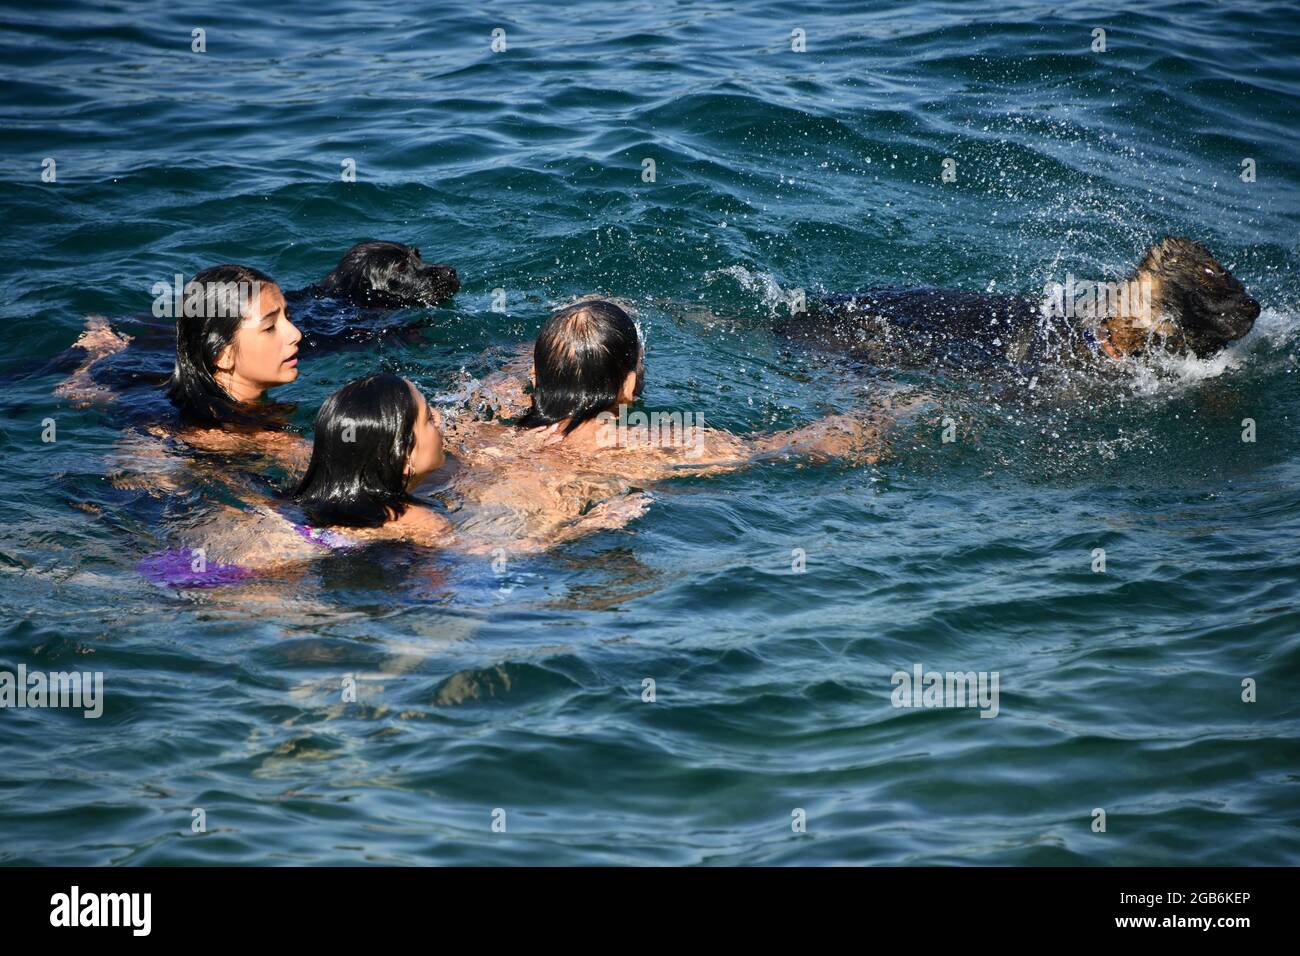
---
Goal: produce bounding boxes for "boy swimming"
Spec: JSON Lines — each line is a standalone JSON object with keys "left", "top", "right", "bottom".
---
{"left": 433, "top": 298, "right": 899, "bottom": 549}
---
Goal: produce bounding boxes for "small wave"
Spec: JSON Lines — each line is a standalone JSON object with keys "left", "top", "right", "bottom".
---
{"left": 704, "top": 265, "right": 793, "bottom": 317}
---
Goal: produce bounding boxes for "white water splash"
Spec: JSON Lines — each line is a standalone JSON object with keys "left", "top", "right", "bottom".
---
{"left": 1246, "top": 305, "right": 1300, "bottom": 352}
{"left": 1123, "top": 307, "right": 1297, "bottom": 397}
{"left": 704, "top": 265, "right": 792, "bottom": 317}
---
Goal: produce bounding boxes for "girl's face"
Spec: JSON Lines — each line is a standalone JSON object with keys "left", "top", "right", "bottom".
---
{"left": 405, "top": 380, "right": 445, "bottom": 487}
{"left": 216, "top": 283, "right": 302, "bottom": 401}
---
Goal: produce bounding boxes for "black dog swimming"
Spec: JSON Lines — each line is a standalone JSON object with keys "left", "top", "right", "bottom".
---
{"left": 309, "top": 240, "right": 460, "bottom": 309}
{"left": 283, "top": 240, "right": 461, "bottom": 350}
{"left": 777, "top": 237, "right": 1260, "bottom": 372}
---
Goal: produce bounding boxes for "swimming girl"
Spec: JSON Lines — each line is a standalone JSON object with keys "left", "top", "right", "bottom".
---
{"left": 140, "top": 372, "right": 452, "bottom": 586}
{"left": 292, "top": 372, "right": 450, "bottom": 543}
{"left": 166, "top": 264, "right": 302, "bottom": 429}
{"left": 108, "top": 264, "right": 311, "bottom": 488}
{"left": 54, "top": 240, "right": 459, "bottom": 408}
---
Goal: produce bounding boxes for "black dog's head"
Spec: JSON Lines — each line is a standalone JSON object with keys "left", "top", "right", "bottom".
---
{"left": 1133, "top": 237, "right": 1259, "bottom": 357}
{"left": 317, "top": 241, "right": 460, "bottom": 308}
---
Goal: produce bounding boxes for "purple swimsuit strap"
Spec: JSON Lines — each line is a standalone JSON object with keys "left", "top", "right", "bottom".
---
{"left": 293, "top": 523, "right": 353, "bottom": 550}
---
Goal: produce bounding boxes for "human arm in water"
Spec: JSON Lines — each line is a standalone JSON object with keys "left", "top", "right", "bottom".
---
{"left": 464, "top": 343, "right": 534, "bottom": 420}
{"left": 53, "top": 316, "right": 134, "bottom": 406}
{"left": 602, "top": 399, "right": 909, "bottom": 474}
{"left": 168, "top": 425, "right": 313, "bottom": 478}
{"left": 746, "top": 411, "right": 887, "bottom": 465}
{"left": 703, "top": 389, "right": 931, "bottom": 469}
{"left": 103, "top": 418, "right": 310, "bottom": 506}
{"left": 446, "top": 490, "right": 655, "bottom": 557}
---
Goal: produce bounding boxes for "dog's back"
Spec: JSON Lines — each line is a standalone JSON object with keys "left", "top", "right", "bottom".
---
{"left": 777, "top": 288, "right": 1053, "bottom": 369}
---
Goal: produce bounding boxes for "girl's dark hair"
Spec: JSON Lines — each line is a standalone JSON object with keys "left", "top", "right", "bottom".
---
{"left": 293, "top": 373, "right": 419, "bottom": 528}
{"left": 165, "top": 264, "right": 290, "bottom": 429}
{"left": 516, "top": 299, "right": 642, "bottom": 434}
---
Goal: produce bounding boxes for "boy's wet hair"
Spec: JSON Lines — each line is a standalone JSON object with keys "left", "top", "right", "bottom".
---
{"left": 293, "top": 373, "right": 419, "bottom": 528}
{"left": 165, "top": 263, "right": 291, "bottom": 429}
{"left": 517, "top": 299, "right": 642, "bottom": 434}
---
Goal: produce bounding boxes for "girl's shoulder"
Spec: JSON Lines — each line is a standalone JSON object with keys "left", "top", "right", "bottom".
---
{"left": 388, "top": 504, "right": 453, "bottom": 544}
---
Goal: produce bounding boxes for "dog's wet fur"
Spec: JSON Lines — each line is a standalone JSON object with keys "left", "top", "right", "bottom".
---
{"left": 778, "top": 237, "right": 1260, "bottom": 370}
{"left": 311, "top": 240, "right": 460, "bottom": 309}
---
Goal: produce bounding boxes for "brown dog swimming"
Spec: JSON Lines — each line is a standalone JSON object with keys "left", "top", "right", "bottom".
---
{"left": 777, "top": 237, "right": 1260, "bottom": 370}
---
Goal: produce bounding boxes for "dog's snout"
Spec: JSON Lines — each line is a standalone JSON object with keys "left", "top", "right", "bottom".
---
{"left": 1243, "top": 297, "right": 1261, "bottom": 321}
{"left": 433, "top": 264, "right": 460, "bottom": 295}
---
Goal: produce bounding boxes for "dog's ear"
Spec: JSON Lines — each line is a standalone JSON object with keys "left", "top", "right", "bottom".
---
{"left": 1137, "top": 236, "right": 1202, "bottom": 274}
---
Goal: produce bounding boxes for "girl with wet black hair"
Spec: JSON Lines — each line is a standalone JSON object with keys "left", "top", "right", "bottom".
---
{"left": 165, "top": 264, "right": 302, "bottom": 429}
{"left": 74, "top": 264, "right": 312, "bottom": 497}
{"left": 138, "top": 373, "right": 451, "bottom": 586}
{"left": 507, "top": 297, "right": 884, "bottom": 460}
{"left": 293, "top": 373, "right": 449, "bottom": 535}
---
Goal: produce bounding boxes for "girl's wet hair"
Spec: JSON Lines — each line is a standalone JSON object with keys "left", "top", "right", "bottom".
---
{"left": 517, "top": 299, "right": 642, "bottom": 434}
{"left": 165, "top": 263, "right": 290, "bottom": 429}
{"left": 293, "top": 373, "right": 418, "bottom": 528}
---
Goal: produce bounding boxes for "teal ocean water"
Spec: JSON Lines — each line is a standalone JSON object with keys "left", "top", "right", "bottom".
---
{"left": 2, "top": 0, "right": 1299, "bottom": 865}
